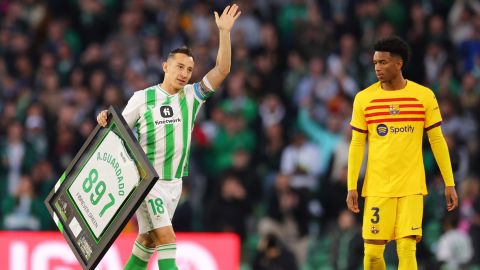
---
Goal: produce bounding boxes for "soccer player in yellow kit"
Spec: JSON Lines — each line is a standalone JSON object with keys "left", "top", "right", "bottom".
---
{"left": 345, "top": 36, "right": 459, "bottom": 270}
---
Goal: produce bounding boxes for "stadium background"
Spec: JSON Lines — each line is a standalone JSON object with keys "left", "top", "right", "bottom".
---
{"left": 1, "top": 0, "right": 479, "bottom": 269}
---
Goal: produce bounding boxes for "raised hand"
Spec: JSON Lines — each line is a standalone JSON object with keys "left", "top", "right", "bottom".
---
{"left": 214, "top": 4, "right": 241, "bottom": 32}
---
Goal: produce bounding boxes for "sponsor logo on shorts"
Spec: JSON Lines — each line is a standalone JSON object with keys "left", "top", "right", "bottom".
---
{"left": 371, "top": 225, "right": 379, "bottom": 234}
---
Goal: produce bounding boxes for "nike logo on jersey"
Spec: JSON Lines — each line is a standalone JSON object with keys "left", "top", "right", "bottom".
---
{"left": 411, "top": 227, "right": 421, "bottom": 230}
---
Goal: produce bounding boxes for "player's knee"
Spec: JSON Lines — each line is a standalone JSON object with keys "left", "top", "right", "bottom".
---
{"left": 137, "top": 233, "right": 156, "bottom": 248}
{"left": 397, "top": 237, "right": 417, "bottom": 270}
{"left": 364, "top": 243, "right": 386, "bottom": 263}
{"left": 396, "top": 237, "right": 416, "bottom": 257}
{"left": 152, "top": 226, "right": 176, "bottom": 245}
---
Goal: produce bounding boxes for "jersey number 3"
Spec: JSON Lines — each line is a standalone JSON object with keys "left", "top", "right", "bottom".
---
{"left": 371, "top": 207, "right": 380, "bottom": 224}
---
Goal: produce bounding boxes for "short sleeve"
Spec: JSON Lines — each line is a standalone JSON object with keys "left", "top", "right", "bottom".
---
{"left": 424, "top": 91, "right": 442, "bottom": 130}
{"left": 122, "top": 91, "right": 144, "bottom": 129}
{"left": 350, "top": 95, "right": 367, "bottom": 132}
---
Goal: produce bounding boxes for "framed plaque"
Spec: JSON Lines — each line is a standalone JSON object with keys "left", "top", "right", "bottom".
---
{"left": 45, "top": 106, "right": 158, "bottom": 270}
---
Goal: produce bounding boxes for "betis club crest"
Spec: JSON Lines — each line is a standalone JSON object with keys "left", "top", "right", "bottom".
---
{"left": 389, "top": 104, "right": 400, "bottom": 115}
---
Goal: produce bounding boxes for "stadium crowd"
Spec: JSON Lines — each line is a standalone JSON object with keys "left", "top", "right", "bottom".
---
{"left": 1, "top": 0, "right": 479, "bottom": 269}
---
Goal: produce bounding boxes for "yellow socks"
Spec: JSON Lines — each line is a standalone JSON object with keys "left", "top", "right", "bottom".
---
{"left": 397, "top": 237, "right": 417, "bottom": 270}
{"left": 364, "top": 243, "right": 386, "bottom": 270}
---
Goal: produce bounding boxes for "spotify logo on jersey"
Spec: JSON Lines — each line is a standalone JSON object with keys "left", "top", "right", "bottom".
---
{"left": 376, "top": 124, "right": 388, "bottom": 136}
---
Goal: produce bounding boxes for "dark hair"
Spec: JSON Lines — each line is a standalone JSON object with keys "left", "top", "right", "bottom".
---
{"left": 373, "top": 36, "right": 410, "bottom": 70}
{"left": 168, "top": 47, "right": 194, "bottom": 60}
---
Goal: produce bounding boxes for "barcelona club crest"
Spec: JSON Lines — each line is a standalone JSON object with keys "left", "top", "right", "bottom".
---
{"left": 371, "top": 225, "right": 379, "bottom": 234}
{"left": 389, "top": 104, "right": 400, "bottom": 115}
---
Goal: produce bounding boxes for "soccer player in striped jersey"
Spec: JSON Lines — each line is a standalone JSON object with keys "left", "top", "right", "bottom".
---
{"left": 97, "top": 4, "right": 241, "bottom": 270}
{"left": 345, "top": 36, "right": 459, "bottom": 270}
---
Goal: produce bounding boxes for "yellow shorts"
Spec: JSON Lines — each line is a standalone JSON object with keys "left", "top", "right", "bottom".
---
{"left": 362, "top": 195, "right": 423, "bottom": 241}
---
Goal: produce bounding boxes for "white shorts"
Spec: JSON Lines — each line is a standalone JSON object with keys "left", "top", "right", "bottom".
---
{"left": 136, "top": 178, "right": 182, "bottom": 234}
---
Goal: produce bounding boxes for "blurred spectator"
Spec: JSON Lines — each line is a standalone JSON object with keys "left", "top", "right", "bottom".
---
{"left": 77, "top": 0, "right": 119, "bottom": 45}
{"left": 187, "top": 1, "right": 213, "bottom": 44}
{"left": 0, "top": 120, "right": 37, "bottom": 196}
{"left": 102, "top": 84, "right": 125, "bottom": 111}
{"left": 459, "top": 176, "right": 480, "bottom": 233}
{"left": 329, "top": 209, "right": 363, "bottom": 270}
{"left": 297, "top": 99, "right": 343, "bottom": 178}
{"left": 250, "top": 48, "right": 283, "bottom": 100}
{"left": 295, "top": 56, "right": 339, "bottom": 114}
{"left": 448, "top": 0, "right": 480, "bottom": 46}
{"left": 38, "top": 73, "right": 63, "bottom": 117}
{"left": 459, "top": 73, "right": 480, "bottom": 115}
{"left": 424, "top": 41, "right": 448, "bottom": 86}
{"left": 327, "top": 33, "right": 360, "bottom": 98}
{"left": 251, "top": 233, "right": 298, "bottom": 270}
{"left": 280, "top": 128, "right": 321, "bottom": 190}
{"left": 380, "top": 0, "right": 407, "bottom": 34}
{"left": 255, "top": 123, "right": 286, "bottom": 192}
{"left": 2, "top": 175, "right": 50, "bottom": 230}
{"left": 436, "top": 211, "right": 473, "bottom": 270}
{"left": 258, "top": 174, "right": 310, "bottom": 265}
{"left": 221, "top": 69, "right": 257, "bottom": 125}
{"left": 24, "top": 103, "right": 48, "bottom": 160}
{"left": 258, "top": 94, "right": 285, "bottom": 130}
{"left": 320, "top": 165, "right": 350, "bottom": 223}
{"left": 433, "top": 64, "right": 461, "bottom": 97}
{"left": 0, "top": 100, "right": 18, "bottom": 134}
{"left": 470, "top": 196, "right": 480, "bottom": 268}
{"left": 283, "top": 50, "right": 307, "bottom": 100}
{"left": 356, "top": 0, "right": 381, "bottom": 48}
{"left": 427, "top": 14, "right": 450, "bottom": 48}
{"left": 277, "top": 0, "right": 307, "bottom": 46}
{"left": 205, "top": 110, "right": 255, "bottom": 177}
{"left": 30, "top": 160, "right": 55, "bottom": 200}
{"left": 204, "top": 173, "right": 252, "bottom": 240}
{"left": 231, "top": 0, "right": 262, "bottom": 49}
{"left": 52, "top": 124, "right": 80, "bottom": 172}
{"left": 229, "top": 149, "right": 262, "bottom": 204}
{"left": 444, "top": 133, "right": 470, "bottom": 183}
{"left": 440, "top": 98, "right": 477, "bottom": 145}
{"left": 329, "top": 122, "right": 353, "bottom": 184}
{"left": 406, "top": 3, "right": 427, "bottom": 84}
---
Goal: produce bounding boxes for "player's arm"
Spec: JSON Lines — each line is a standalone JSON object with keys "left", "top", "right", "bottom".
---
{"left": 346, "top": 96, "right": 368, "bottom": 214}
{"left": 427, "top": 126, "right": 458, "bottom": 211}
{"left": 425, "top": 91, "right": 458, "bottom": 211}
{"left": 346, "top": 129, "right": 367, "bottom": 214}
{"left": 204, "top": 4, "right": 241, "bottom": 90}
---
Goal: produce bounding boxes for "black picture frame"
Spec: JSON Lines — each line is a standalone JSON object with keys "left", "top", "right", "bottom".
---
{"left": 45, "top": 106, "right": 158, "bottom": 270}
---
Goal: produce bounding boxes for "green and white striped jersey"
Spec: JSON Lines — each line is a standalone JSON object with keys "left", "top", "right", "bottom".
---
{"left": 122, "top": 79, "right": 212, "bottom": 180}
